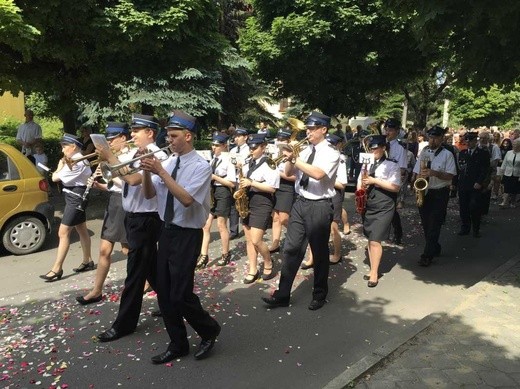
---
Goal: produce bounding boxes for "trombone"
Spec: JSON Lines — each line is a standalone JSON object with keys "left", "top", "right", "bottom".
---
{"left": 100, "top": 146, "right": 170, "bottom": 181}
{"left": 267, "top": 136, "right": 310, "bottom": 169}
{"left": 63, "top": 139, "right": 136, "bottom": 169}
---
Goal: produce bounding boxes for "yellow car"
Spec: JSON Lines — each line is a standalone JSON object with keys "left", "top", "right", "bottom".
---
{"left": 0, "top": 143, "right": 54, "bottom": 255}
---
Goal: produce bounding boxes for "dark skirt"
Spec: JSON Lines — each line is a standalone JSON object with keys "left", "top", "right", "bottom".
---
{"left": 332, "top": 188, "right": 345, "bottom": 222}
{"left": 503, "top": 175, "right": 520, "bottom": 194}
{"left": 101, "top": 192, "right": 127, "bottom": 243}
{"left": 62, "top": 186, "right": 87, "bottom": 226}
{"left": 211, "top": 186, "right": 232, "bottom": 217}
{"left": 243, "top": 191, "right": 274, "bottom": 230}
{"left": 273, "top": 181, "right": 295, "bottom": 213}
{"left": 363, "top": 188, "right": 395, "bottom": 242}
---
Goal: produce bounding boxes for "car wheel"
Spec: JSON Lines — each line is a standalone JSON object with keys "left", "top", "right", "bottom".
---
{"left": 2, "top": 216, "right": 47, "bottom": 255}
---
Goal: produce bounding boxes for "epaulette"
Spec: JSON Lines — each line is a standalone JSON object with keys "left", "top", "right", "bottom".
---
{"left": 387, "top": 158, "right": 398, "bottom": 163}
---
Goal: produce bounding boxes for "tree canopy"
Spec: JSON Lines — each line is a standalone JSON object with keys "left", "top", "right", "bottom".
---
{"left": 239, "top": 0, "right": 427, "bottom": 117}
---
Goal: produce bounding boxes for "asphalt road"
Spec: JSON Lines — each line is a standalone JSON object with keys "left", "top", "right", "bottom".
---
{"left": 1, "top": 189, "right": 518, "bottom": 388}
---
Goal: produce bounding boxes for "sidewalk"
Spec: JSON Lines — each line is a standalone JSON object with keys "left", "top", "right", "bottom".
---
{"left": 349, "top": 256, "right": 520, "bottom": 388}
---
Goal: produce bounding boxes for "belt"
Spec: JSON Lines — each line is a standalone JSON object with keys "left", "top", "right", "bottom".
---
{"left": 126, "top": 211, "right": 159, "bottom": 218}
{"left": 297, "top": 195, "right": 332, "bottom": 203}
{"left": 65, "top": 186, "right": 87, "bottom": 189}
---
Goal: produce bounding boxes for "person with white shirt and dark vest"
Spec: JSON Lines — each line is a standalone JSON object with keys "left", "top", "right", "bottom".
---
{"left": 413, "top": 126, "right": 457, "bottom": 267}
{"left": 239, "top": 133, "right": 280, "bottom": 283}
{"left": 359, "top": 135, "right": 401, "bottom": 287}
{"left": 262, "top": 111, "right": 339, "bottom": 311}
{"left": 384, "top": 118, "right": 406, "bottom": 245}
{"left": 228, "top": 127, "right": 250, "bottom": 239}
{"left": 268, "top": 128, "right": 296, "bottom": 254}
{"left": 76, "top": 123, "right": 131, "bottom": 305}
{"left": 140, "top": 110, "right": 221, "bottom": 364}
{"left": 40, "top": 134, "right": 93, "bottom": 282}
{"left": 96, "top": 114, "right": 164, "bottom": 343}
{"left": 457, "top": 132, "right": 491, "bottom": 238}
{"left": 196, "top": 133, "right": 236, "bottom": 269}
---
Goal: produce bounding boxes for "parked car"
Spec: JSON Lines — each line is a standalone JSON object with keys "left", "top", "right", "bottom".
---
{"left": 0, "top": 143, "right": 54, "bottom": 255}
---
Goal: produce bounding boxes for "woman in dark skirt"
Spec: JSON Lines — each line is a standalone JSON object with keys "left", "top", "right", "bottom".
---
{"left": 358, "top": 135, "right": 401, "bottom": 287}
{"left": 197, "top": 133, "right": 236, "bottom": 268}
{"left": 40, "top": 134, "right": 93, "bottom": 282}
{"left": 76, "top": 124, "right": 131, "bottom": 304}
{"left": 268, "top": 129, "right": 296, "bottom": 253}
{"left": 239, "top": 134, "right": 280, "bottom": 283}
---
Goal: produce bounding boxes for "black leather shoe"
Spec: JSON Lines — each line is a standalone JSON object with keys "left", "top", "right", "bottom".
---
{"left": 392, "top": 235, "right": 402, "bottom": 245}
{"left": 229, "top": 233, "right": 238, "bottom": 240}
{"left": 39, "top": 270, "right": 63, "bottom": 282}
{"left": 151, "top": 349, "right": 189, "bottom": 364}
{"left": 97, "top": 328, "right": 130, "bottom": 343}
{"left": 300, "top": 262, "right": 313, "bottom": 270}
{"left": 76, "top": 295, "right": 102, "bottom": 305}
{"left": 194, "top": 325, "right": 221, "bottom": 360}
{"left": 268, "top": 246, "right": 280, "bottom": 253}
{"left": 367, "top": 280, "right": 379, "bottom": 288}
{"left": 308, "top": 299, "right": 326, "bottom": 311}
{"left": 73, "top": 261, "right": 95, "bottom": 273}
{"left": 196, "top": 255, "right": 209, "bottom": 270}
{"left": 261, "top": 296, "right": 290, "bottom": 308}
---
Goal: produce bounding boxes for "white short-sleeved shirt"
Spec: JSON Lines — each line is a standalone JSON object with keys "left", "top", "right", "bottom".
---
{"left": 388, "top": 139, "right": 407, "bottom": 169}
{"left": 152, "top": 149, "right": 211, "bottom": 228}
{"left": 58, "top": 152, "right": 91, "bottom": 186}
{"left": 122, "top": 143, "right": 166, "bottom": 213}
{"left": 413, "top": 147, "right": 457, "bottom": 189}
{"left": 358, "top": 159, "right": 401, "bottom": 188}
{"left": 16, "top": 121, "right": 42, "bottom": 155}
{"left": 242, "top": 156, "right": 280, "bottom": 192}
{"left": 295, "top": 139, "right": 339, "bottom": 199}
{"left": 211, "top": 154, "right": 236, "bottom": 186}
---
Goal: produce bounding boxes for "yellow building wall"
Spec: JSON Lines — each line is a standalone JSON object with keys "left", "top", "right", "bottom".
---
{"left": 0, "top": 92, "right": 25, "bottom": 122}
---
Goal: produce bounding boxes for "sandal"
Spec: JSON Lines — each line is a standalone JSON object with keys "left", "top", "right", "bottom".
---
{"left": 216, "top": 253, "right": 231, "bottom": 266}
{"left": 243, "top": 271, "right": 259, "bottom": 284}
{"left": 261, "top": 266, "right": 276, "bottom": 281}
{"left": 196, "top": 255, "right": 209, "bottom": 269}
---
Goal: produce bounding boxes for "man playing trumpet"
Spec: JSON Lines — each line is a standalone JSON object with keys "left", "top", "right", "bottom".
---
{"left": 413, "top": 126, "right": 456, "bottom": 267}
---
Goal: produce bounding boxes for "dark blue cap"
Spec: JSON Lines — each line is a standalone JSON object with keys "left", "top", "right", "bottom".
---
{"left": 277, "top": 129, "right": 292, "bottom": 139}
{"left": 384, "top": 118, "right": 399, "bottom": 129}
{"left": 427, "top": 125, "right": 446, "bottom": 137}
{"left": 212, "top": 133, "right": 229, "bottom": 145}
{"left": 464, "top": 131, "right": 479, "bottom": 140}
{"left": 326, "top": 133, "right": 343, "bottom": 146}
{"left": 304, "top": 111, "right": 331, "bottom": 127}
{"left": 247, "top": 133, "right": 267, "bottom": 147}
{"left": 106, "top": 122, "right": 129, "bottom": 139}
{"left": 131, "top": 114, "right": 159, "bottom": 131}
{"left": 60, "top": 133, "right": 83, "bottom": 148}
{"left": 166, "top": 110, "right": 197, "bottom": 132}
{"left": 368, "top": 135, "right": 387, "bottom": 149}
{"left": 235, "top": 127, "right": 249, "bottom": 136}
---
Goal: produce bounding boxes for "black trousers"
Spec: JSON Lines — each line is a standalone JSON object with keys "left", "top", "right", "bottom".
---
{"left": 229, "top": 197, "right": 239, "bottom": 235}
{"left": 458, "top": 188, "right": 483, "bottom": 233}
{"left": 112, "top": 212, "right": 161, "bottom": 334}
{"left": 419, "top": 187, "right": 450, "bottom": 258}
{"left": 157, "top": 226, "right": 220, "bottom": 353}
{"left": 274, "top": 197, "right": 333, "bottom": 302}
{"left": 482, "top": 188, "right": 492, "bottom": 215}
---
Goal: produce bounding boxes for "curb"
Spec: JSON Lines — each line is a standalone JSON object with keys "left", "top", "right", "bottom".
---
{"left": 322, "top": 313, "right": 443, "bottom": 389}
{"left": 323, "top": 254, "right": 520, "bottom": 389}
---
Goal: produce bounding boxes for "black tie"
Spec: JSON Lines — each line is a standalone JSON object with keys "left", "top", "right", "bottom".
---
{"left": 123, "top": 182, "right": 128, "bottom": 198}
{"left": 236, "top": 145, "right": 240, "bottom": 154}
{"left": 247, "top": 159, "right": 256, "bottom": 178}
{"left": 163, "top": 157, "right": 181, "bottom": 223}
{"left": 300, "top": 146, "right": 316, "bottom": 189}
{"left": 211, "top": 157, "right": 219, "bottom": 173}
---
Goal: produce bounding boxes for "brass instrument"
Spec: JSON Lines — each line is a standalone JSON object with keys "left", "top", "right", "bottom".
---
{"left": 355, "top": 138, "right": 374, "bottom": 214}
{"left": 266, "top": 136, "right": 310, "bottom": 169}
{"left": 414, "top": 159, "right": 429, "bottom": 208}
{"left": 64, "top": 152, "right": 99, "bottom": 169}
{"left": 287, "top": 117, "right": 305, "bottom": 131}
{"left": 100, "top": 146, "right": 170, "bottom": 181}
{"left": 233, "top": 163, "right": 249, "bottom": 218}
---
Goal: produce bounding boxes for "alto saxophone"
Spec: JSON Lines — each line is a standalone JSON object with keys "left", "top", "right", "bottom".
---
{"left": 414, "top": 159, "right": 429, "bottom": 207}
{"left": 233, "top": 163, "right": 250, "bottom": 219}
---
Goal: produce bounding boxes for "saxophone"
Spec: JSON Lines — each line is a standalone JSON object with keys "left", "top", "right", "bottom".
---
{"left": 233, "top": 162, "right": 250, "bottom": 218}
{"left": 414, "top": 157, "right": 429, "bottom": 208}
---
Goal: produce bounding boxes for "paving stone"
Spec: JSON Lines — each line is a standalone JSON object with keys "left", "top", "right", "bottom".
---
{"left": 490, "top": 358, "right": 520, "bottom": 374}
{"left": 442, "top": 366, "right": 483, "bottom": 385}
{"left": 414, "top": 367, "right": 450, "bottom": 387}
{"left": 509, "top": 372, "right": 520, "bottom": 385}
{"left": 478, "top": 369, "right": 518, "bottom": 387}
{"left": 364, "top": 379, "right": 398, "bottom": 389}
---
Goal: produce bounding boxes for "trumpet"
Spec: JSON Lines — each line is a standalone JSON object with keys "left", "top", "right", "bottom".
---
{"left": 64, "top": 152, "right": 100, "bottom": 169}
{"left": 100, "top": 146, "right": 170, "bottom": 181}
{"left": 267, "top": 136, "right": 310, "bottom": 169}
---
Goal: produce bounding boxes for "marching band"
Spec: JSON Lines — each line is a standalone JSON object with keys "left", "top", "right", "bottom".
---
{"left": 37, "top": 110, "right": 502, "bottom": 363}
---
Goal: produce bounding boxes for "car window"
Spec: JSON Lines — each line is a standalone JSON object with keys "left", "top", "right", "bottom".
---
{"left": 0, "top": 151, "right": 20, "bottom": 181}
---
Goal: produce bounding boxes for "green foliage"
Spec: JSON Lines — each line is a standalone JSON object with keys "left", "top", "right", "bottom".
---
{"left": 240, "top": 0, "right": 427, "bottom": 116}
